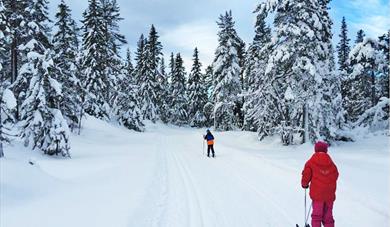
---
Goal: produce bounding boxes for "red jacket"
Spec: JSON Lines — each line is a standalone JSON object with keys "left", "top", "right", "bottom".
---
{"left": 301, "top": 152, "right": 339, "bottom": 202}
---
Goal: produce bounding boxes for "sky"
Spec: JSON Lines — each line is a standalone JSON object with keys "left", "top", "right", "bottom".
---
{"left": 48, "top": 0, "right": 390, "bottom": 71}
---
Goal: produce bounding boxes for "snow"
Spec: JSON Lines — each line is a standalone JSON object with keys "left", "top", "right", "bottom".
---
{"left": 1, "top": 116, "right": 389, "bottom": 227}
{"left": 49, "top": 77, "right": 62, "bottom": 95}
{"left": 27, "top": 51, "right": 44, "bottom": 60}
{"left": 284, "top": 86, "right": 294, "bottom": 100}
{"left": 2, "top": 89, "right": 17, "bottom": 110}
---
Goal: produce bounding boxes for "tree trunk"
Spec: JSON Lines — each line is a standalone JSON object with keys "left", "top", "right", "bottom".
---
{"left": 371, "top": 70, "right": 376, "bottom": 107}
{"left": 11, "top": 38, "right": 19, "bottom": 119}
{"left": 302, "top": 104, "right": 309, "bottom": 144}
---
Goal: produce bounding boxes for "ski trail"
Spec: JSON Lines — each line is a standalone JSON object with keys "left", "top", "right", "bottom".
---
{"left": 177, "top": 131, "right": 292, "bottom": 226}
{"left": 218, "top": 158, "right": 295, "bottom": 225}
{"left": 151, "top": 134, "right": 169, "bottom": 227}
{"left": 164, "top": 133, "right": 205, "bottom": 227}
{"left": 127, "top": 132, "right": 169, "bottom": 227}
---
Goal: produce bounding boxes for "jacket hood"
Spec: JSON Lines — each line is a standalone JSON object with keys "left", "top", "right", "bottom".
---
{"left": 311, "top": 152, "right": 334, "bottom": 167}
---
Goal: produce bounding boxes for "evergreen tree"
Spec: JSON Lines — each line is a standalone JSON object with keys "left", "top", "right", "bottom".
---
{"left": 187, "top": 48, "right": 207, "bottom": 127}
{"left": 377, "top": 32, "right": 389, "bottom": 99}
{"left": 124, "top": 48, "right": 134, "bottom": 83}
{"left": 53, "top": 0, "right": 82, "bottom": 131}
{"left": 336, "top": 17, "right": 352, "bottom": 122}
{"left": 169, "top": 52, "right": 175, "bottom": 77}
{"left": 337, "top": 17, "right": 350, "bottom": 72}
{"left": 0, "top": 85, "right": 16, "bottom": 158}
{"left": 204, "top": 65, "right": 214, "bottom": 101}
{"left": 0, "top": 0, "right": 9, "bottom": 82}
{"left": 12, "top": 0, "right": 71, "bottom": 156}
{"left": 355, "top": 29, "right": 365, "bottom": 43}
{"left": 20, "top": 50, "right": 70, "bottom": 156}
{"left": 212, "top": 11, "right": 242, "bottom": 131}
{"left": 81, "top": 0, "right": 111, "bottom": 119}
{"left": 347, "top": 38, "right": 386, "bottom": 121}
{"left": 203, "top": 65, "right": 215, "bottom": 127}
{"left": 134, "top": 34, "right": 147, "bottom": 86}
{"left": 10, "top": 0, "right": 51, "bottom": 119}
{"left": 255, "top": 0, "right": 343, "bottom": 144}
{"left": 242, "top": 12, "right": 271, "bottom": 131}
{"left": 100, "top": 0, "right": 126, "bottom": 107}
{"left": 136, "top": 25, "right": 162, "bottom": 122}
{"left": 115, "top": 51, "right": 144, "bottom": 132}
{"left": 157, "top": 56, "right": 170, "bottom": 123}
{"left": 0, "top": 1, "right": 14, "bottom": 155}
{"left": 101, "top": 0, "right": 126, "bottom": 55}
{"left": 169, "top": 53, "right": 188, "bottom": 125}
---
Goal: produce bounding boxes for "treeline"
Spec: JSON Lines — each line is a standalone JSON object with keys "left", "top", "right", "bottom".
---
{"left": 0, "top": 0, "right": 389, "bottom": 158}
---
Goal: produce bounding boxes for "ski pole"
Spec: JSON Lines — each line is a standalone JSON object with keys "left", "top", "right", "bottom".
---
{"left": 304, "top": 188, "right": 307, "bottom": 226}
{"left": 202, "top": 135, "right": 205, "bottom": 156}
{"left": 304, "top": 188, "right": 312, "bottom": 227}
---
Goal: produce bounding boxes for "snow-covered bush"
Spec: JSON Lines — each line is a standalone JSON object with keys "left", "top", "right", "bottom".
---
{"left": 353, "top": 97, "right": 389, "bottom": 132}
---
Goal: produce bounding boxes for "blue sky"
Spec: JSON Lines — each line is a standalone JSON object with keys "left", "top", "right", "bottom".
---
{"left": 48, "top": 0, "right": 389, "bottom": 71}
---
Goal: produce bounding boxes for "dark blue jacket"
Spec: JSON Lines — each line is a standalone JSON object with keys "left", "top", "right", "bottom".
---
{"left": 204, "top": 133, "right": 214, "bottom": 141}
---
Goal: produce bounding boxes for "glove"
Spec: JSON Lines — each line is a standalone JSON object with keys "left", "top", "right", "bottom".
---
{"left": 302, "top": 184, "right": 309, "bottom": 189}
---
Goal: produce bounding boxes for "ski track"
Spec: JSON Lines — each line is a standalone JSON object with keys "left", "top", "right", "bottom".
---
{"left": 169, "top": 144, "right": 205, "bottom": 227}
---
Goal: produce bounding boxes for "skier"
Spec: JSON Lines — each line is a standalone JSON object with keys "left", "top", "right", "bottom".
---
{"left": 203, "top": 129, "right": 215, "bottom": 158}
{"left": 301, "top": 141, "right": 339, "bottom": 227}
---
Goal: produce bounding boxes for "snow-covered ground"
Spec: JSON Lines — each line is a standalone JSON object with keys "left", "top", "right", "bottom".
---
{"left": 1, "top": 117, "right": 389, "bottom": 227}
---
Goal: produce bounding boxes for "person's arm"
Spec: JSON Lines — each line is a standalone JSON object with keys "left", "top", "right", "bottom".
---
{"left": 301, "top": 161, "right": 312, "bottom": 188}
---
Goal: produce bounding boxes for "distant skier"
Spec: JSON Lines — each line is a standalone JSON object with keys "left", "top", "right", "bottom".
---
{"left": 203, "top": 129, "right": 215, "bottom": 158}
{"left": 301, "top": 141, "right": 339, "bottom": 227}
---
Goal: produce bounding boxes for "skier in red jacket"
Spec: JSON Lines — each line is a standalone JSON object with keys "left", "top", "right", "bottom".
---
{"left": 301, "top": 141, "right": 339, "bottom": 227}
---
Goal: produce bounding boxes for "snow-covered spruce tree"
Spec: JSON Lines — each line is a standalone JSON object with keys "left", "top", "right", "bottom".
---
{"left": 0, "top": 86, "right": 16, "bottom": 158}
{"left": 212, "top": 11, "right": 243, "bottom": 131}
{"left": 169, "top": 53, "right": 188, "bottom": 125}
{"left": 203, "top": 65, "right": 215, "bottom": 127}
{"left": 136, "top": 25, "right": 162, "bottom": 122}
{"left": 255, "top": 0, "right": 343, "bottom": 144}
{"left": 101, "top": 0, "right": 126, "bottom": 55}
{"left": 12, "top": 0, "right": 70, "bottom": 156}
{"left": 0, "top": 0, "right": 8, "bottom": 80}
{"left": 162, "top": 52, "right": 175, "bottom": 121}
{"left": 100, "top": 0, "right": 126, "bottom": 108}
{"left": 204, "top": 65, "right": 214, "bottom": 100}
{"left": 3, "top": 0, "right": 31, "bottom": 84}
{"left": 242, "top": 12, "right": 271, "bottom": 132}
{"left": 10, "top": 0, "right": 52, "bottom": 119}
{"left": 353, "top": 97, "right": 389, "bottom": 132}
{"left": 312, "top": 0, "right": 345, "bottom": 142}
{"left": 53, "top": 0, "right": 82, "bottom": 132}
{"left": 377, "top": 32, "right": 389, "bottom": 99}
{"left": 157, "top": 56, "right": 171, "bottom": 124}
{"left": 1, "top": 1, "right": 15, "bottom": 156}
{"left": 0, "top": 0, "right": 9, "bottom": 84}
{"left": 20, "top": 49, "right": 71, "bottom": 157}
{"left": 134, "top": 34, "right": 147, "bottom": 85}
{"left": 347, "top": 38, "right": 387, "bottom": 122}
{"left": 81, "top": 0, "right": 112, "bottom": 120}
{"left": 124, "top": 48, "right": 134, "bottom": 83}
{"left": 115, "top": 49, "right": 144, "bottom": 132}
{"left": 187, "top": 47, "right": 207, "bottom": 127}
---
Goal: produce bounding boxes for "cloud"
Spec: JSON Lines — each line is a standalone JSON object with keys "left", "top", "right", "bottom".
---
{"left": 351, "top": 15, "right": 390, "bottom": 38}
{"left": 332, "top": 0, "right": 389, "bottom": 39}
{"left": 160, "top": 20, "right": 218, "bottom": 71}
